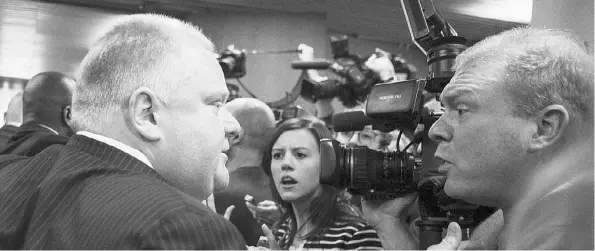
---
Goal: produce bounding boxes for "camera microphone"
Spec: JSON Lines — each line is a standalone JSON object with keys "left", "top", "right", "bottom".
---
{"left": 332, "top": 110, "right": 372, "bottom": 132}
{"left": 291, "top": 59, "right": 332, "bottom": 70}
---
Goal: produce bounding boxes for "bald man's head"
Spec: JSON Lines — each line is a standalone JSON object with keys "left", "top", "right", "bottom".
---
{"left": 226, "top": 98, "right": 275, "bottom": 150}
{"left": 5, "top": 91, "right": 23, "bottom": 126}
{"left": 23, "top": 71, "right": 76, "bottom": 135}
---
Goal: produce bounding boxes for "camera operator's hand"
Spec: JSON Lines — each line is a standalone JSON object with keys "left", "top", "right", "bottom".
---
{"left": 361, "top": 193, "right": 418, "bottom": 250}
{"left": 362, "top": 192, "right": 417, "bottom": 228}
{"left": 427, "top": 222, "right": 462, "bottom": 250}
{"left": 298, "top": 44, "right": 315, "bottom": 61}
{"left": 365, "top": 48, "right": 396, "bottom": 82}
{"left": 297, "top": 43, "right": 328, "bottom": 83}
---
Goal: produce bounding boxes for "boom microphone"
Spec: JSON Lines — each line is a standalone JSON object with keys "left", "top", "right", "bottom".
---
{"left": 291, "top": 59, "right": 332, "bottom": 70}
{"left": 332, "top": 110, "right": 372, "bottom": 132}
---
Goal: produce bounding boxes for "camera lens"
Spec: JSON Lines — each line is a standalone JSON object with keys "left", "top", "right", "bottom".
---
{"left": 300, "top": 79, "right": 342, "bottom": 103}
{"left": 319, "top": 139, "right": 420, "bottom": 198}
{"left": 345, "top": 146, "right": 418, "bottom": 196}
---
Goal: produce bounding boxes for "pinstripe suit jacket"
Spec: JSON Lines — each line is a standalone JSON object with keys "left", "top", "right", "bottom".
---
{"left": 0, "top": 134, "right": 247, "bottom": 249}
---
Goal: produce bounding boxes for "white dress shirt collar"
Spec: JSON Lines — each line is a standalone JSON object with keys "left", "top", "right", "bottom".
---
{"left": 4, "top": 122, "right": 21, "bottom": 127}
{"left": 77, "top": 131, "right": 153, "bottom": 168}
{"left": 37, "top": 124, "right": 59, "bottom": 135}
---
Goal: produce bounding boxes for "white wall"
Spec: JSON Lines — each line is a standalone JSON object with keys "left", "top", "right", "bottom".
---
{"left": 531, "top": 0, "right": 594, "bottom": 53}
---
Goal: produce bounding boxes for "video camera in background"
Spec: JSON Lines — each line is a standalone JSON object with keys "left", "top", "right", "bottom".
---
{"left": 290, "top": 35, "right": 379, "bottom": 106}
{"left": 272, "top": 105, "right": 306, "bottom": 125}
{"left": 218, "top": 45, "right": 247, "bottom": 79}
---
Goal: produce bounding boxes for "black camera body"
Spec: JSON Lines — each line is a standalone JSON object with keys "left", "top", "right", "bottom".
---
{"left": 293, "top": 35, "right": 378, "bottom": 106}
{"left": 366, "top": 79, "right": 426, "bottom": 132}
{"left": 218, "top": 46, "right": 246, "bottom": 79}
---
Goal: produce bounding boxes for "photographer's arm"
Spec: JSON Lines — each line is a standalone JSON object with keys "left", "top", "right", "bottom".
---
{"left": 375, "top": 218, "right": 418, "bottom": 250}
{"left": 361, "top": 193, "right": 419, "bottom": 250}
{"left": 365, "top": 48, "right": 398, "bottom": 82}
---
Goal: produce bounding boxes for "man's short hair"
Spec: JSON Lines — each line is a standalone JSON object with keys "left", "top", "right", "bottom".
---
{"left": 226, "top": 98, "right": 275, "bottom": 150}
{"left": 71, "top": 14, "right": 215, "bottom": 132}
{"left": 23, "top": 72, "right": 74, "bottom": 122}
{"left": 453, "top": 27, "right": 594, "bottom": 121}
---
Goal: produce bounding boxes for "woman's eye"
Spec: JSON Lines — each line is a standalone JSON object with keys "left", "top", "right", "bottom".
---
{"left": 272, "top": 152, "right": 283, "bottom": 160}
{"left": 295, "top": 152, "right": 307, "bottom": 159}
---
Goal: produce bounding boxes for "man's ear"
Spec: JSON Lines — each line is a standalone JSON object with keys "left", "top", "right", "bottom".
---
{"left": 127, "top": 87, "right": 163, "bottom": 142}
{"left": 61, "top": 104, "right": 72, "bottom": 126}
{"left": 230, "top": 130, "right": 243, "bottom": 146}
{"left": 528, "top": 105, "right": 569, "bottom": 153}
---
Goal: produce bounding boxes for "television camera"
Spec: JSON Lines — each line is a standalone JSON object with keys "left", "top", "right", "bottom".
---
{"left": 218, "top": 45, "right": 247, "bottom": 79}
{"left": 318, "top": 0, "right": 497, "bottom": 249}
{"left": 289, "top": 35, "right": 381, "bottom": 106}
{"left": 218, "top": 45, "right": 308, "bottom": 122}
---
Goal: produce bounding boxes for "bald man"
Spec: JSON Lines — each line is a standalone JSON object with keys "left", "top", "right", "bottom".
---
{"left": 0, "top": 72, "right": 75, "bottom": 156}
{"left": 0, "top": 91, "right": 23, "bottom": 147}
{"left": 214, "top": 98, "right": 276, "bottom": 246}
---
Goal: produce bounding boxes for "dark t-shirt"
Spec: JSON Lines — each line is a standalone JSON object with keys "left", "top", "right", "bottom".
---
{"left": 214, "top": 166, "right": 273, "bottom": 246}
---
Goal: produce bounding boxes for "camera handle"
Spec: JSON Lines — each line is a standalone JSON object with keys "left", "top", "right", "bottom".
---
{"left": 417, "top": 218, "right": 472, "bottom": 250}
{"left": 417, "top": 219, "right": 445, "bottom": 250}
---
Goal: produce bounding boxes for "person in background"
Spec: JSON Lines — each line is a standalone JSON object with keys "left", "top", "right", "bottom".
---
{"left": 259, "top": 117, "right": 383, "bottom": 250}
{"left": 0, "top": 72, "right": 74, "bottom": 156}
{"left": 0, "top": 14, "right": 245, "bottom": 249}
{"left": 214, "top": 97, "right": 277, "bottom": 246}
{"left": 0, "top": 91, "right": 23, "bottom": 147}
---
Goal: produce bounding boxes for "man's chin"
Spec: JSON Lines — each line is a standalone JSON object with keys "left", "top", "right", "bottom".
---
{"left": 444, "top": 180, "right": 487, "bottom": 205}
{"left": 213, "top": 165, "right": 230, "bottom": 192}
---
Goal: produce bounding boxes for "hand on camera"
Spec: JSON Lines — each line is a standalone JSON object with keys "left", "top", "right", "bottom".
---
{"left": 298, "top": 44, "right": 315, "bottom": 61}
{"left": 245, "top": 197, "right": 281, "bottom": 226}
{"left": 365, "top": 48, "right": 396, "bottom": 81}
{"left": 427, "top": 222, "right": 462, "bottom": 250}
{"left": 361, "top": 192, "right": 418, "bottom": 228}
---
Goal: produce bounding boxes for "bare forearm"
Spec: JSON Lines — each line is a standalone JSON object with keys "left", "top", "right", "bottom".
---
{"left": 374, "top": 219, "right": 418, "bottom": 250}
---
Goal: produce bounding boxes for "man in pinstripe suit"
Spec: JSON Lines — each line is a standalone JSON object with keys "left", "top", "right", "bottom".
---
{"left": 0, "top": 14, "right": 246, "bottom": 249}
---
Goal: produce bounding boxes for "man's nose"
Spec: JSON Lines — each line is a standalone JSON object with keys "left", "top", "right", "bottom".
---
{"left": 428, "top": 116, "right": 452, "bottom": 142}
